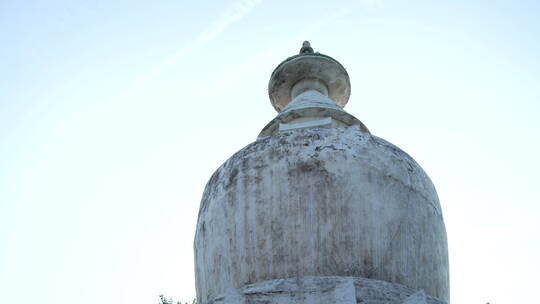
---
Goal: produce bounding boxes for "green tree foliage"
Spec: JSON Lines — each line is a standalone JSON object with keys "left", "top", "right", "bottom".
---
{"left": 158, "top": 294, "right": 196, "bottom": 304}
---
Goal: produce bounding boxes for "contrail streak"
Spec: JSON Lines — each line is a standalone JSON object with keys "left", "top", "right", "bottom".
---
{"left": 141, "top": 0, "right": 263, "bottom": 82}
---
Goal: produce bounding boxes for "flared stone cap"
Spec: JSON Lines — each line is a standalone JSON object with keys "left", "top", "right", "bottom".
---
{"left": 268, "top": 45, "right": 351, "bottom": 112}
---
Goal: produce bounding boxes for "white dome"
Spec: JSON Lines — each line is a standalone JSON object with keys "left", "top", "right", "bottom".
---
{"left": 194, "top": 126, "right": 449, "bottom": 302}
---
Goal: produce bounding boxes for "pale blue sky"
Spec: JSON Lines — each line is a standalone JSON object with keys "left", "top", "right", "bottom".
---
{"left": 1, "top": 1, "right": 539, "bottom": 303}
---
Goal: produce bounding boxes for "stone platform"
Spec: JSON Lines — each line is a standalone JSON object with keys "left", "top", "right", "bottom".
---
{"left": 207, "top": 276, "right": 447, "bottom": 304}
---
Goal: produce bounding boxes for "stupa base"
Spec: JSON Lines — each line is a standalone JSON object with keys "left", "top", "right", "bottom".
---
{"left": 206, "top": 276, "right": 447, "bottom": 304}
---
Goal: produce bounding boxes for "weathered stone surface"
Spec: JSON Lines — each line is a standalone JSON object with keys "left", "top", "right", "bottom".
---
{"left": 206, "top": 276, "right": 446, "bottom": 304}
{"left": 194, "top": 125, "right": 449, "bottom": 302}
{"left": 403, "top": 291, "right": 428, "bottom": 304}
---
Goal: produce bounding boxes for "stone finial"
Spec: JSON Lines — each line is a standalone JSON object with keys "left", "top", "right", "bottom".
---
{"left": 299, "top": 41, "right": 314, "bottom": 54}
{"left": 268, "top": 47, "right": 351, "bottom": 112}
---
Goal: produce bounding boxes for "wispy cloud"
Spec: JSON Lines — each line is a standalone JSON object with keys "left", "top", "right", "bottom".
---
{"left": 141, "top": 0, "right": 263, "bottom": 82}
{"left": 193, "top": 0, "right": 263, "bottom": 48}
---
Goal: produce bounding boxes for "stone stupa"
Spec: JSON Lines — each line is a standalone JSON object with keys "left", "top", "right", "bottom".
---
{"left": 194, "top": 42, "right": 449, "bottom": 304}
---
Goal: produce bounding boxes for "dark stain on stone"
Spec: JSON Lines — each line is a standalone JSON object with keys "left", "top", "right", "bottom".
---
{"left": 290, "top": 159, "right": 324, "bottom": 173}
{"left": 362, "top": 256, "right": 376, "bottom": 278}
{"left": 407, "top": 161, "right": 415, "bottom": 173}
{"left": 314, "top": 144, "right": 345, "bottom": 152}
{"left": 226, "top": 168, "right": 239, "bottom": 189}
{"left": 200, "top": 221, "right": 206, "bottom": 235}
